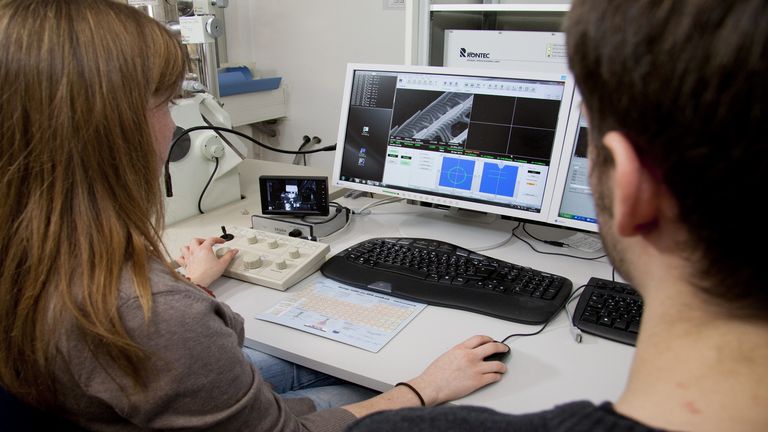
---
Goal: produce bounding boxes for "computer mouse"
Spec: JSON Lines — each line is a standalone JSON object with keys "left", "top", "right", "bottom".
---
{"left": 483, "top": 342, "right": 511, "bottom": 362}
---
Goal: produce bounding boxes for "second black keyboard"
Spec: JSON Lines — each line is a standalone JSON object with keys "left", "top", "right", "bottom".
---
{"left": 320, "top": 237, "right": 573, "bottom": 324}
{"left": 572, "top": 277, "right": 643, "bottom": 346}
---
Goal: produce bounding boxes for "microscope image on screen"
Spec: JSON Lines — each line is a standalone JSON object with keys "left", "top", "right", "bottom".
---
{"left": 260, "top": 176, "right": 329, "bottom": 216}
{"left": 390, "top": 92, "right": 474, "bottom": 144}
{"left": 279, "top": 184, "right": 302, "bottom": 211}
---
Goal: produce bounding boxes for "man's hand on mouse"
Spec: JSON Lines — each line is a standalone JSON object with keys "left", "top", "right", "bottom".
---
{"left": 483, "top": 340, "right": 511, "bottom": 362}
{"left": 406, "top": 335, "right": 509, "bottom": 406}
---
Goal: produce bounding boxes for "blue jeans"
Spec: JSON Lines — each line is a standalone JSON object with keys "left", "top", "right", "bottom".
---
{"left": 242, "top": 346, "right": 378, "bottom": 410}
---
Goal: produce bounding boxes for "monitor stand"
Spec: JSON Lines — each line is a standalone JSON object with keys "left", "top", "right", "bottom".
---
{"left": 398, "top": 207, "right": 518, "bottom": 251}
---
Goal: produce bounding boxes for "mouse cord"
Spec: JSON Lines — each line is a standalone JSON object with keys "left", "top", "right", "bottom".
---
{"left": 499, "top": 284, "right": 588, "bottom": 344}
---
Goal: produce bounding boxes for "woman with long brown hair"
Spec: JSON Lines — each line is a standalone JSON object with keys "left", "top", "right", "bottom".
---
{"left": 0, "top": 1, "right": 509, "bottom": 430}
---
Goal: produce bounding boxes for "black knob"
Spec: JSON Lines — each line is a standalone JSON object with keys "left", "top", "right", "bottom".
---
{"left": 288, "top": 229, "right": 303, "bottom": 238}
{"left": 220, "top": 225, "right": 234, "bottom": 241}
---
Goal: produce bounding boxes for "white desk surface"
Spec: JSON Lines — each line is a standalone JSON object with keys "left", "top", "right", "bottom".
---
{"left": 163, "top": 160, "right": 633, "bottom": 415}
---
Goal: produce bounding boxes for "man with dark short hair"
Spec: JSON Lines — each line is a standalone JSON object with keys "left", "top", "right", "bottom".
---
{"left": 347, "top": 1, "right": 768, "bottom": 431}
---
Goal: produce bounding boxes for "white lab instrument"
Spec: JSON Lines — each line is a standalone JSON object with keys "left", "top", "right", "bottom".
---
{"left": 164, "top": 94, "right": 244, "bottom": 224}
{"left": 213, "top": 225, "right": 331, "bottom": 291}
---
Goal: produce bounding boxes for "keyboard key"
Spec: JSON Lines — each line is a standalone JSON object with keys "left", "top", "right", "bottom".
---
{"left": 613, "top": 319, "right": 628, "bottom": 330}
{"left": 374, "top": 262, "right": 426, "bottom": 279}
{"left": 543, "top": 289, "right": 558, "bottom": 300}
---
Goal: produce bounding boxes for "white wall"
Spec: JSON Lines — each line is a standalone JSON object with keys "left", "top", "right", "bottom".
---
{"left": 224, "top": 1, "right": 406, "bottom": 171}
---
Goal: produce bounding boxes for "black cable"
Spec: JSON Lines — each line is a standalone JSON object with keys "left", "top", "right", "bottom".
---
{"left": 197, "top": 157, "right": 219, "bottom": 214}
{"left": 499, "top": 319, "right": 551, "bottom": 343}
{"left": 172, "top": 125, "right": 334, "bottom": 156}
{"left": 293, "top": 135, "right": 311, "bottom": 166}
{"left": 300, "top": 203, "right": 346, "bottom": 224}
{"left": 500, "top": 283, "right": 588, "bottom": 344}
{"left": 331, "top": 201, "right": 356, "bottom": 215}
{"left": 298, "top": 136, "right": 322, "bottom": 166}
{"left": 513, "top": 224, "right": 607, "bottom": 261}
{"left": 522, "top": 223, "right": 568, "bottom": 248}
{"left": 164, "top": 125, "right": 336, "bottom": 197}
{"left": 201, "top": 114, "right": 246, "bottom": 159}
{"left": 300, "top": 138, "right": 310, "bottom": 166}
{"left": 564, "top": 284, "right": 588, "bottom": 342}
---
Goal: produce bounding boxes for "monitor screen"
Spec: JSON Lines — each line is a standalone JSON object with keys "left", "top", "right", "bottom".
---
{"left": 332, "top": 63, "right": 575, "bottom": 222}
{"left": 547, "top": 92, "right": 599, "bottom": 232}
{"left": 259, "top": 176, "right": 330, "bottom": 216}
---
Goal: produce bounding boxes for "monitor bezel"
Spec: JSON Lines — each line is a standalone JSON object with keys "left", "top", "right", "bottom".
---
{"left": 331, "top": 63, "right": 576, "bottom": 223}
{"left": 546, "top": 91, "right": 599, "bottom": 233}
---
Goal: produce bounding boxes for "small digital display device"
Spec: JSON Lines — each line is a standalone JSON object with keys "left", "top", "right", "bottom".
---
{"left": 259, "top": 176, "right": 329, "bottom": 216}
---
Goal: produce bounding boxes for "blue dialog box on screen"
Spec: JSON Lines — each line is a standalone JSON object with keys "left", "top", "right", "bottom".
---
{"left": 479, "top": 163, "right": 518, "bottom": 198}
{"left": 439, "top": 157, "right": 475, "bottom": 191}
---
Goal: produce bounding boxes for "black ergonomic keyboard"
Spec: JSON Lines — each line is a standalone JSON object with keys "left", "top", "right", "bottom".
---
{"left": 572, "top": 277, "right": 643, "bottom": 346}
{"left": 320, "top": 237, "right": 573, "bottom": 324}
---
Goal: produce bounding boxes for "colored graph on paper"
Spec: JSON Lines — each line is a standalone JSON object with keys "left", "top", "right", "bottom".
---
{"left": 257, "top": 275, "right": 425, "bottom": 352}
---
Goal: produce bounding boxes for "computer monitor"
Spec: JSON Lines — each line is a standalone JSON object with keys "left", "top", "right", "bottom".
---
{"left": 331, "top": 63, "right": 575, "bottom": 233}
{"left": 547, "top": 92, "right": 599, "bottom": 232}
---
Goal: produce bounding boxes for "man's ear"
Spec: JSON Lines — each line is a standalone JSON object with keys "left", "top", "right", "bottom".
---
{"left": 601, "top": 131, "right": 659, "bottom": 236}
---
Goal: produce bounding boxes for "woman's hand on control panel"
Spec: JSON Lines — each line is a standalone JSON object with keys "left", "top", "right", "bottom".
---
{"left": 177, "top": 237, "right": 238, "bottom": 288}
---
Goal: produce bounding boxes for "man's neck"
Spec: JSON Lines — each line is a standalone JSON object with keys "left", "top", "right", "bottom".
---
{"left": 614, "top": 281, "right": 768, "bottom": 432}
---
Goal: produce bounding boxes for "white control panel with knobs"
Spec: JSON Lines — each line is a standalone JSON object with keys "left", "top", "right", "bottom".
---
{"left": 242, "top": 254, "right": 263, "bottom": 270}
{"left": 213, "top": 226, "right": 330, "bottom": 291}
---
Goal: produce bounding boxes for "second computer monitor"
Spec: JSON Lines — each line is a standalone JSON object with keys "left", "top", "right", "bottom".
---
{"left": 332, "top": 63, "right": 575, "bottom": 223}
{"left": 547, "top": 92, "right": 599, "bottom": 232}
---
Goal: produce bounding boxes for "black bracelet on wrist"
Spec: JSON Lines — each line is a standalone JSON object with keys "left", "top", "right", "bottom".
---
{"left": 395, "top": 382, "right": 426, "bottom": 407}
